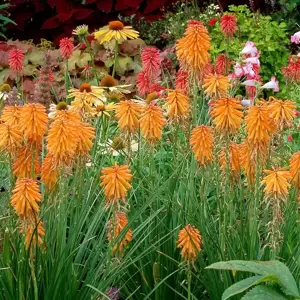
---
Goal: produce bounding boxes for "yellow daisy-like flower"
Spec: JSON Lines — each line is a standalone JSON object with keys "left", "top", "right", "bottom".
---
{"left": 261, "top": 168, "right": 291, "bottom": 201}
{"left": 68, "top": 83, "right": 106, "bottom": 115}
{"left": 100, "top": 75, "right": 131, "bottom": 95}
{"left": 94, "top": 21, "right": 139, "bottom": 44}
{"left": 72, "top": 24, "right": 89, "bottom": 37}
{"left": 95, "top": 102, "right": 116, "bottom": 118}
{"left": 202, "top": 73, "right": 229, "bottom": 98}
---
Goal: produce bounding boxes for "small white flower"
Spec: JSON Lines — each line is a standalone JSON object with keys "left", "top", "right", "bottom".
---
{"left": 262, "top": 76, "right": 279, "bottom": 92}
{"left": 241, "top": 99, "right": 252, "bottom": 107}
{"left": 242, "top": 79, "right": 257, "bottom": 87}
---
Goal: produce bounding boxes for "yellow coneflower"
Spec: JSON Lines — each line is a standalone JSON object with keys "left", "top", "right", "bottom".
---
{"left": 94, "top": 20, "right": 139, "bottom": 44}
{"left": 100, "top": 75, "right": 131, "bottom": 95}
{"left": 290, "top": 151, "right": 300, "bottom": 189}
{"left": 41, "top": 152, "right": 58, "bottom": 189}
{"left": 107, "top": 211, "right": 132, "bottom": 255}
{"left": 267, "top": 98, "right": 296, "bottom": 130}
{"left": 95, "top": 102, "right": 116, "bottom": 118}
{"left": 115, "top": 100, "right": 141, "bottom": 134}
{"left": 261, "top": 168, "right": 291, "bottom": 201}
{"left": 239, "top": 141, "right": 256, "bottom": 185}
{"left": 100, "top": 162, "right": 132, "bottom": 206}
{"left": 68, "top": 83, "right": 106, "bottom": 115}
{"left": 190, "top": 125, "right": 214, "bottom": 166}
{"left": 177, "top": 224, "right": 201, "bottom": 264}
{"left": 140, "top": 104, "right": 165, "bottom": 144}
{"left": 13, "top": 146, "right": 40, "bottom": 179}
{"left": 166, "top": 89, "right": 190, "bottom": 121}
{"left": 48, "top": 101, "right": 70, "bottom": 119}
{"left": 47, "top": 115, "right": 79, "bottom": 166}
{"left": 0, "top": 106, "right": 21, "bottom": 126}
{"left": 202, "top": 73, "right": 229, "bottom": 98}
{"left": 210, "top": 97, "right": 243, "bottom": 134}
{"left": 245, "top": 105, "right": 275, "bottom": 158}
{"left": 75, "top": 122, "right": 95, "bottom": 157}
{"left": 19, "top": 104, "right": 48, "bottom": 147}
{"left": 176, "top": 20, "right": 211, "bottom": 79}
{"left": 0, "top": 123, "right": 23, "bottom": 155}
{"left": 20, "top": 219, "right": 45, "bottom": 250}
{"left": 219, "top": 142, "right": 241, "bottom": 178}
{"left": 11, "top": 178, "right": 41, "bottom": 220}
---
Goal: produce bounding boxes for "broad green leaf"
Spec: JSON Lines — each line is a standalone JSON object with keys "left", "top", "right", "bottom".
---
{"left": 25, "top": 50, "right": 45, "bottom": 66}
{"left": 0, "top": 69, "right": 10, "bottom": 85}
{"left": 222, "top": 275, "right": 278, "bottom": 300}
{"left": 206, "top": 260, "right": 300, "bottom": 298}
{"left": 242, "top": 286, "right": 287, "bottom": 300}
{"left": 68, "top": 49, "right": 91, "bottom": 71}
{"left": 115, "top": 56, "right": 135, "bottom": 75}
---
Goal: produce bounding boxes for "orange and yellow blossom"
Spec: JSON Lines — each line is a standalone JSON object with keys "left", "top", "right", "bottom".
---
{"left": 19, "top": 103, "right": 48, "bottom": 147}
{"left": 166, "top": 89, "right": 190, "bottom": 121}
{"left": 219, "top": 142, "right": 241, "bottom": 179}
{"left": 0, "top": 106, "right": 21, "bottom": 126}
{"left": 290, "top": 151, "right": 300, "bottom": 189}
{"left": 210, "top": 97, "right": 243, "bottom": 134}
{"left": 107, "top": 211, "right": 132, "bottom": 255}
{"left": 261, "top": 168, "right": 291, "bottom": 201}
{"left": 13, "top": 146, "right": 40, "bottom": 179}
{"left": 47, "top": 114, "right": 79, "bottom": 166}
{"left": 267, "top": 98, "right": 296, "bottom": 130}
{"left": 202, "top": 73, "right": 229, "bottom": 98}
{"left": 176, "top": 20, "right": 211, "bottom": 79}
{"left": 0, "top": 123, "right": 23, "bottom": 155}
{"left": 75, "top": 122, "right": 95, "bottom": 158}
{"left": 245, "top": 105, "right": 275, "bottom": 158}
{"left": 140, "top": 103, "right": 165, "bottom": 144}
{"left": 177, "top": 224, "right": 201, "bottom": 264}
{"left": 41, "top": 152, "right": 59, "bottom": 190}
{"left": 190, "top": 125, "right": 214, "bottom": 166}
{"left": 239, "top": 141, "right": 256, "bottom": 185}
{"left": 20, "top": 219, "right": 45, "bottom": 250}
{"left": 11, "top": 178, "right": 41, "bottom": 220}
{"left": 115, "top": 100, "right": 141, "bottom": 134}
{"left": 100, "top": 162, "right": 132, "bottom": 206}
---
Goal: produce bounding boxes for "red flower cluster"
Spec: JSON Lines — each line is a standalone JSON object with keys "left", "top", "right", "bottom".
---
{"left": 283, "top": 55, "right": 300, "bottom": 82}
{"left": 59, "top": 38, "right": 74, "bottom": 59}
{"left": 8, "top": 49, "right": 24, "bottom": 74}
{"left": 220, "top": 14, "right": 237, "bottom": 38}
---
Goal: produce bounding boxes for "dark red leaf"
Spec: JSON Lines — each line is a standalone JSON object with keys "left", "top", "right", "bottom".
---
{"left": 56, "top": 0, "right": 73, "bottom": 14}
{"left": 85, "top": 0, "right": 97, "bottom": 3}
{"left": 73, "top": 8, "right": 94, "bottom": 20}
{"left": 115, "top": 0, "right": 142, "bottom": 10}
{"left": 47, "top": 0, "right": 57, "bottom": 8}
{"left": 96, "top": 0, "right": 113, "bottom": 13}
{"left": 42, "top": 16, "right": 60, "bottom": 29}
{"left": 144, "top": 0, "right": 168, "bottom": 14}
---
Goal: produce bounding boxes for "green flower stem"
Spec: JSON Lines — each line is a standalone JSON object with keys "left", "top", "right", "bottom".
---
{"left": 65, "top": 59, "right": 70, "bottom": 103}
{"left": 112, "top": 40, "right": 119, "bottom": 78}
{"left": 83, "top": 36, "right": 99, "bottom": 82}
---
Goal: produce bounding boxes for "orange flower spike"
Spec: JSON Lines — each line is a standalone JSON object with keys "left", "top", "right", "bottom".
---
{"left": 19, "top": 104, "right": 48, "bottom": 146}
{"left": 76, "top": 122, "right": 96, "bottom": 157}
{"left": 166, "top": 89, "right": 190, "bottom": 121}
{"left": 245, "top": 106, "right": 275, "bottom": 144}
{"left": 261, "top": 169, "right": 291, "bottom": 200}
{"left": 202, "top": 73, "right": 229, "bottom": 98}
{"left": 210, "top": 97, "right": 243, "bottom": 134}
{"left": 0, "top": 106, "right": 21, "bottom": 126}
{"left": 176, "top": 20, "right": 211, "bottom": 78}
{"left": 107, "top": 212, "right": 132, "bottom": 255}
{"left": 20, "top": 219, "right": 45, "bottom": 249}
{"left": 190, "top": 125, "right": 214, "bottom": 166}
{"left": 100, "top": 162, "right": 132, "bottom": 205}
{"left": 219, "top": 142, "right": 241, "bottom": 178}
{"left": 267, "top": 98, "right": 296, "bottom": 129}
{"left": 115, "top": 100, "right": 141, "bottom": 134}
{"left": 290, "top": 151, "right": 300, "bottom": 189}
{"left": 47, "top": 116, "right": 79, "bottom": 166}
{"left": 239, "top": 141, "right": 256, "bottom": 185}
{"left": 41, "top": 152, "right": 59, "bottom": 189}
{"left": 140, "top": 104, "right": 165, "bottom": 144}
{"left": 13, "top": 146, "right": 40, "bottom": 179}
{"left": 11, "top": 178, "right": 41, "bottom": 220}
{"left": 177, "top": 224, "right": 202, "bottom": 263}
{"left": 0, "top": 123, "right": 23, "bottom": 155}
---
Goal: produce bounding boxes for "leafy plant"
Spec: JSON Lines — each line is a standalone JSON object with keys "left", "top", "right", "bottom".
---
{"left": 0, "top": 2, "right": 16, "bottom": 39}
{"left": 206, "top": 260, "right": 300, "bottom": 300}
